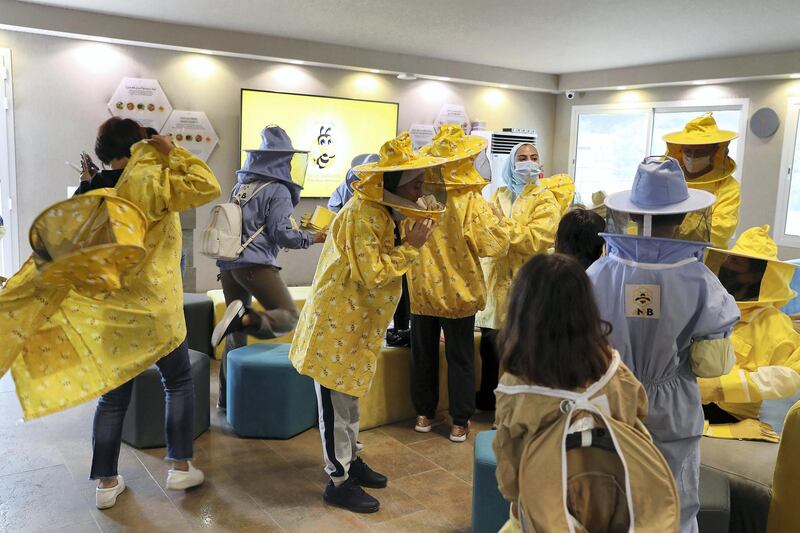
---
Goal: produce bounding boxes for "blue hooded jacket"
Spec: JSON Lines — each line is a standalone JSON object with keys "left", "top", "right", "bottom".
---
{"left": 216, "top": 171, "right": 314, "bottom": 270}
{"left": 328, "top": 153, "right": 380, "bottom": 213}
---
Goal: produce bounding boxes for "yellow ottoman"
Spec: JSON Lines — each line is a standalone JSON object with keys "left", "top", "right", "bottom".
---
{"left": 207, "top": 287, "right": 310, "bottom": 359}
{"left": 360, "top": 333, "right": 482, "bottom": 430}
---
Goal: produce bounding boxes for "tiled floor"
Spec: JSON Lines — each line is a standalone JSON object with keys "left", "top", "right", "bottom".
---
{"left": 0, "top": 361, "right": 494, "bottom": 532}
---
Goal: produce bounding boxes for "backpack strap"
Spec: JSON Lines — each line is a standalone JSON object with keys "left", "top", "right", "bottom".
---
{"left": 233, "top": 181, "right": 272, "bottom": 254}
{"left": 237, "top": 225, "right": 268, "bottom": 256}
{"left": 233, "top": 181, "right": 271, "bottom": 206}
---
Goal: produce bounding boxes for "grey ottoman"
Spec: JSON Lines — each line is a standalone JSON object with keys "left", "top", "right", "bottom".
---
{"left": 698, "top": 465, "right": 731, "bottom": 533}
{"left": 701, "top": 437, "right": 778, "bottom": 533}
{"left": 121, "top": 349, "right": 210, "bottom": 449}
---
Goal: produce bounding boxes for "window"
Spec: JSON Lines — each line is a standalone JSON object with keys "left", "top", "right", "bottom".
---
{"left": 573, "top": 111, "right": 651, "bottom": 206}
{"left": 773, "top": 98, "right": 800, "bottom": 246}
{"left": 0, "top": 49, "right": 17, "bottom": 279}
{"left": 569, "top": 99, "right": 749, "bottom": 206}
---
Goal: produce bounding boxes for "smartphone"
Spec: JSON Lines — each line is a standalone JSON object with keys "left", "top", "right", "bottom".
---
{"left": 81, "top": 152, "right": 99, "bottom": 176}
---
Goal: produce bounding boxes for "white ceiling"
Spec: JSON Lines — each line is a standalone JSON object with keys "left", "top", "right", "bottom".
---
{"left": 21, "top": 0, "right": 800, "bottom": 74}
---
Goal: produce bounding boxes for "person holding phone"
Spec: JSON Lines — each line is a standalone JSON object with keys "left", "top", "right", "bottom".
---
{"left": 74, "top": 121, "right": 158, "bottom": 195}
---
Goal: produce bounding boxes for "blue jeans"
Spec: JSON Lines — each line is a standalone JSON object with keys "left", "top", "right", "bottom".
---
{"left": 90, "top": 340, "right": 194, "bottom": 479}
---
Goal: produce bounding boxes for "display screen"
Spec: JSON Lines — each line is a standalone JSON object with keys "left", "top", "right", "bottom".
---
{"left": 240, "top": 89, "right": 399, "bottom": 198}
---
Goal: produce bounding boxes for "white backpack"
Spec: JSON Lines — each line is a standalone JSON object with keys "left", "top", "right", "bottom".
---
{"left": 201, "top": 182, "right": 271, "bottom": 261}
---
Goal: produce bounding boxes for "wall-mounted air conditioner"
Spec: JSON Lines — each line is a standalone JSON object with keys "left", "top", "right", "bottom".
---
{"left": 471, "top": 129, "right": 538, "bottom": 201}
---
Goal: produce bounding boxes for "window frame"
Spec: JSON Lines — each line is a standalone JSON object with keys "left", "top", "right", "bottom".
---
{"left": 773, "top": 97, "right": 800, "bottom": 247}
{"left": 567, "top": 98, "right": 750, "bottom": 202}
{"left": 0, "top": 49, "right": 19, "bottom": 278}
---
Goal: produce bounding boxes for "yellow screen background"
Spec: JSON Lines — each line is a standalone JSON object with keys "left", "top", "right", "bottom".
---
{"left": 241, "top": 90, "right": 398, "bottom": 198}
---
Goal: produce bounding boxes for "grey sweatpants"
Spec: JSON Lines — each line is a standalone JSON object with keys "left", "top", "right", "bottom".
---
{"left": 219, "top": 265, "right": 299, "bottom": 341}
{"left": 218, "top": 265, "right": 299, "bottom": 406}
{"left": 315, "top": 381, "right": 359, "bottom": 483}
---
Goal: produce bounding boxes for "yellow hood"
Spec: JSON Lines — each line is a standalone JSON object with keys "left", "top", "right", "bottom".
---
{"left": 352, "top": 131, "right": 447, "bottom": 220}
{"left": 707, "top": 225, "right": 797, "bottom": 309}
{"left": 419, "top": 124, "right": 488, "bottom": 192}
{"left": 665, "top": 113, "right": 738, "bottom": 186}
{"left": 28, "top": 190, "right": 147, "bottom": 295}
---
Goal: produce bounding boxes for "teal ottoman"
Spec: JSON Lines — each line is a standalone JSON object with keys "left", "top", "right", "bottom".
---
{"left": 227, "top": 343, "right": 317, "bottom": 439}
{"left": 473, "top": 430, "right": 509, "bottom": 533}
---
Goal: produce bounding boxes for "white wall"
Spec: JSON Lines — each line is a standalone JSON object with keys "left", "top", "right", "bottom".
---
{"left": 552, "top": 80, "right": 800, "bottom": 257}
{"left": 0, "top": 29, "right": 556, "bottom": 291}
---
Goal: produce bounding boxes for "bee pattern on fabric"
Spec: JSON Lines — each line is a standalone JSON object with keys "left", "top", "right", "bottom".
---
{"left": 625, "top": 284, "right": 662, "bottom": 319}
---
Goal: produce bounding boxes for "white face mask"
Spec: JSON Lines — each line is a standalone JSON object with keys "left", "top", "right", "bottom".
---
{"left": 683, "top": 154, "right": 712, "bottom": 174}
{"left": 513, "top": 160, "right": 542, "bottom": 178}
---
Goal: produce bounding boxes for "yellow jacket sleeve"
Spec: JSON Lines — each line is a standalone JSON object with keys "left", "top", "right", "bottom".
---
{"left": 506, "top": 195, "right": 560, "bottom": 256}
{"left": 345, "top": 216, "right": 419, "bottom": 290}
{"left": 117, "top": 144, "right": 221, "bottom": 224}
{"left": 163, "top": 147, "right": 222, "bottom": 212}
{"left": 540, "top": 175, "right": 575, "bottom": 216}
{"left": 691, "top": 338, "right": 735, "bottom": 378}
{"left": 464, "top": 195, "right": 510, "bottom": 259}
{"left": 709, "top": 178, "right": 740, "bottom": 249}
{"left": 704, "top": 350, "right": 800, "bottom": 405}
{"left": 700, "top": 315, "right": 800, "bottom": 404}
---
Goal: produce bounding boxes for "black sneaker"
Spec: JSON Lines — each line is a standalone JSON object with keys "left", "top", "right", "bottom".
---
{"left": 349, "top": 457, "right": 387, "bottom": 489}
{"left": 211, "top": 300, "right": 246, "bottom": 347}
{"left": 385, "top": 328, "right": 410, "bottom": 347}
{"left": 323, "top": 478, "right": 380, "bottom": 513}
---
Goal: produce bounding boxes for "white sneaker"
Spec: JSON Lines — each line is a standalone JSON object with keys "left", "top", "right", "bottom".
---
{"left": 166, "top": 462, "right": 205, "bottom": 490}
{"left": 356, "top": 441, "right": 364, "bottom": 451}
{"left": 211, "top": 300, "right": 245, "bottom": 347}
{"left": 96, "top": 475, "right": 125, "bottom": 509}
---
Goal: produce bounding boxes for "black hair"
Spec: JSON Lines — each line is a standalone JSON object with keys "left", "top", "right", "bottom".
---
{"left": 555, "top": 208, "right": 606, "bottom": 269}
{"left": 94, "top": 117, "right": 146, "bottom": 164}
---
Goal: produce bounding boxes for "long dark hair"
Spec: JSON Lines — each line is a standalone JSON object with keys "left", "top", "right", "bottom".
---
{"left": 498, "top": 253, "right": 613, "bottom": 389}
{"left": 555, "top": 208, "right": 606, "bottom": 269}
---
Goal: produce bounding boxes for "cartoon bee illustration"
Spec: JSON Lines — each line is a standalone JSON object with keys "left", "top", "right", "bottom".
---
{"left": 312, "top": 125, "right": 336, "bottom": 169}
{"left": 634, "top": 288, "right": 652, "bottom": 306}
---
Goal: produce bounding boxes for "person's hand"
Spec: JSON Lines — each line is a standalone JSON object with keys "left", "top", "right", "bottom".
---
{"left": 313, "top": 227, "right": 328, "bottom": 244}
{"left": 405, "top": 218, "right": 437, "bottom": 249}
{"left": 145, "top": 134, "right": 176, "bottom": 155}
{"left": 80, "top": 152, "right": 98, "bottom": 182}
{"left": 490, "top": 203, "right": 504, "bottom": 221}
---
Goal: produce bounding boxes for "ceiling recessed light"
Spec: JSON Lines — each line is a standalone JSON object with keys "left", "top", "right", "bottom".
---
{"left": 439, "top": 76, "right": 451, "bottom": 82}
{"left": 616, "top": 86, "right": 628, "bottom": 91}
{"left": 288, "top": 59, "right": 304, "bottom": 65}
{"left": 369, "top": 69, "right": 381, "bottom": 74}
{"left": 791, "top": 74, "right": 800, "bottom": 79}
{"left": 499, "top": 84, "right": 509, "bottom": 89}
{"left": 397, "top": 73, "right": 417, "bottom": 81}
{"left": 692, "top": 80, "right": 707, "bottom": 85}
